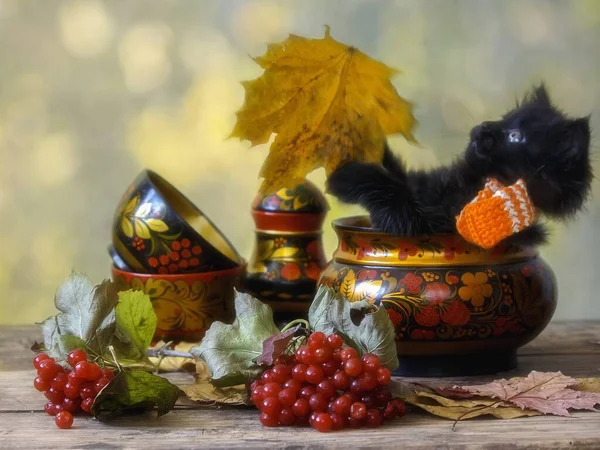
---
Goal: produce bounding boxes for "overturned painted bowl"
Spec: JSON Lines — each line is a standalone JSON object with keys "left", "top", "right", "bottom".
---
{"left": 318, "top": 216, "right": 557, "bottom": 377}
{"left": 112, "top": 170, "right": 243, "bottom": 274}
{"left": 111, "top": 263, "right": 245, "bottom": 342}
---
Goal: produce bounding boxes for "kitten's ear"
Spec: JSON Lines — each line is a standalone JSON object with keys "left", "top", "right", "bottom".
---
{"left": 561, "top": 116, "right": 591, "bottom": 160}
{"left": 531, "top": 83, "right": 552, "bottom": 106}
{"left": 534, "top": 84, "right": 551, "bottom": 105}
{"left": 523, "top": 83, "right": 552, "bottom": 107}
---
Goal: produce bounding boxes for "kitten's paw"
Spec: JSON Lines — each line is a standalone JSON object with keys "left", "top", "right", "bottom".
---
{"left": 327, "top": 162, "right": 380, "bottom": 203}
{"left": 370, "top": 214, "right": 404, "bottom": 235}
{"left": 502, "top": 224, "right": 548, "bottom": 247}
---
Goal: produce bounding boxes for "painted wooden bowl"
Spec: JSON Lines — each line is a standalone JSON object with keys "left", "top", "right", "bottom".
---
{"left": 318, "top": 216, "right": 557, "bottom": 376}
{"left": 243, "top": 181, "right": 328, "bottom": 322}
{"left": 111, "top": 263, "right": 245, "bottom": 343}
{"left": 112, "top": 170, "right": 243, "bottom": 274}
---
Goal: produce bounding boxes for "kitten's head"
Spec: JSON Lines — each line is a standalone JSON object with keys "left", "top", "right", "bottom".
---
{"left": 466, "top": 84, "right": 592, "bottom": 218}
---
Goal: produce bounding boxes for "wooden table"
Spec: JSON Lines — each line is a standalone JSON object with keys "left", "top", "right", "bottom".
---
{"left": 1, "top": 322, "right": 599, "bottom": 449}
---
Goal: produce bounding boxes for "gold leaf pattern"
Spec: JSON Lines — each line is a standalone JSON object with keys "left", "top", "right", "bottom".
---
{"left": 134, "top": 220, "right": 151, "bottom": 239}
{"left": 121, "top": 217, "right": 134, "bottom": 238}
{"left": 271, "top": 247, "right": 300, "bottom": 260}
{"left": 123, "top": 196, "right": 139, "bottom": 216}
{"left": 340, "top": 269, "right": 356, "bottom": 301}
{"left": 146, "top": 218, "right": 169, "bottom": 232}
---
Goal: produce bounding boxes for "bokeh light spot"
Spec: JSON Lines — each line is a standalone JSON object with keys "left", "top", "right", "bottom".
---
{"left": 59, "top": 0, "right": 113, "bottom": 57}
{"left": 507, "top": 0, "right": 554, "bottom": 46}
{"left": 119, "top": 22, "right": 173, "bottom": 93}
{"left": 179, "top": 29, "right": 235, "bottom": 74}
{"left": 441, "top": 89, "right": 486, "bottom": 133}
{"left": 33, "top": 133, "right": 79, "bottom": 187}
{"left": 230, "top": 1, "right": 291, "bottom": 47}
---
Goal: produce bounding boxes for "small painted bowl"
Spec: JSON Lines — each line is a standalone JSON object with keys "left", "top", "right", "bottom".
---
{"left": 319, "top": 216, "right": 557, "bottom": 377}
{"left": 113, "top": 170, "right": 243, "bottom": 274}
{"left": 111, "top": 263, "right": 245, "bottom": 342}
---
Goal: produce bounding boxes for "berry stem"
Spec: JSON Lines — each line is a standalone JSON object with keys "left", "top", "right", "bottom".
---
{"left": 281, "top": 319, "right": 310, "bottom": 333}
{"left": 107, "top": 345, "right": 123, "bottom": 372}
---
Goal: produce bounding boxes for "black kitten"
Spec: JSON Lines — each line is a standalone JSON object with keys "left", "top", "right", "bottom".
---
{"left": 327, "top": 85, "right": 592, "bottom": 246}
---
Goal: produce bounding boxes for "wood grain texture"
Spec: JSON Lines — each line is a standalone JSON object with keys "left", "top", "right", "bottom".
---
{"left": 2, "top": 407, "right": 600, "bottom": 450}
{"left": 1, "top": 322, "right": 599, "bottom": 449}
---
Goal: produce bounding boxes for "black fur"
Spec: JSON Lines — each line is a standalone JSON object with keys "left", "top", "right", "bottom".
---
{"left": 327, "top": 85, "right": 593, "bottom": 246}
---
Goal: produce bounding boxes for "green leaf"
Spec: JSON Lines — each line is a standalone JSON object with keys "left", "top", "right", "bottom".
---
{"left": 58, "top": 335, "right": 88, "bottom": 356}
{"left": 190, "top": 290, "right": 279, "bottom": 387}
{"left": 308, "top": 285, "right": 399, "bottom": 371}
{"left": 55, "top": 274, "right": 118, "bottom": 345}
{"left": 308, "top": 285, "right": 343, "bottom": 336}
{"left": 39, "top": 272, "right": 155, "bottom": 370}
{"left": 87, "top": 280, "right": 120, "bottom": 352}
{"left": 40, "top": 316, "right": 61, "bottom": 360}
{"left": 92, "top": 370, "right": 180, "bottom": 421}
{"left": 40, "top": 273, "right": 118, "bottom": 363}
{"left": 115, "top": 290, "right": 157, "bottom": 353}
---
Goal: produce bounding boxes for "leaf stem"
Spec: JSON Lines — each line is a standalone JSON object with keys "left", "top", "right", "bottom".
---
{"left": 146, "top": 348, "right": 194, "bottom": 359}
{"left": 451, "top": 400, "right": 503, "bottom": 431}
{"left": 281, "top": 319, "right": 310, "bottom": 333}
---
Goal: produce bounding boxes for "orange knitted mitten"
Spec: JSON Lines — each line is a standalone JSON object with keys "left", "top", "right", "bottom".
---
{"left": 456, "top": 178, "right": 535, "bottom": 249}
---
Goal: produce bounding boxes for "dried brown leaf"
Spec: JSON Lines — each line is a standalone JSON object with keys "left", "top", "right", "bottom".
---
{"left": 405, "top": 392, "right": 541, "bottom": 421}
{"left": 415, "top": 391, "right": 501, "bottom": 408}
{"left": 388, "top": 380, "right": 424, "bottom": 399}
{"left": 574, "top": 377, "right": 600, "bottom": 393}
{"left": 182, "top": 360, "right": 248, "bottom": 406}
{"left": 431, "top": 385, "right": 476, "bottom": 399}
{"left": 460, "top": 371, "right": 600, "bottom": 416}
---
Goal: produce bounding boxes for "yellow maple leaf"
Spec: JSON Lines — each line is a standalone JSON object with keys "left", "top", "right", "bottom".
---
{"left": 230, "top": 26, "right": 417, "bottom": 193}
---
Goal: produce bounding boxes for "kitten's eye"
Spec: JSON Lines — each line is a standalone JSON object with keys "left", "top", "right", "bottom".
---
{"left": 507, "top": 129, "right": 525, "bottom": 143}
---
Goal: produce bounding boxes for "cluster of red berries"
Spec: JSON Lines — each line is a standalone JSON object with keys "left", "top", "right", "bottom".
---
{"left": 250, "top": 332, "right": 406, "bottom": 432}
{"left": 132, "top": 236, "right": 146, "bottom": 251}
{"left": 33, "top": 350, "right": 115, "bottom": 429}
{"left": 147, "top": 239, "right": 203, "bottom": 274}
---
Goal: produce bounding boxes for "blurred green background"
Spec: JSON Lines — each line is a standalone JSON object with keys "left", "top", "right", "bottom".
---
{"left": 0, "top": 0, "right": 599, "bottom": 324}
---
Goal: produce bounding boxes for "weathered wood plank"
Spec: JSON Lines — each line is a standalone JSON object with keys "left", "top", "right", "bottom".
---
{"left": 1, "top": 406, "right": 600, "bottom": 449}
{"left": 1, "top": 321, "right": 599, "bottom": 372}
{"left": 0, "top": 325, "right": 43, "bottom": 371}
{"left": 1, "top": 320, "right": 600, "bottom": 450}
{"left": 519, "top": 321, "right": 600, "bottom": 356}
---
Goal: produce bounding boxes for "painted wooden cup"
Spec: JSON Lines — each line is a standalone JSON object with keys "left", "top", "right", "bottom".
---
{"left": 111, "top": 263, "right": 245, "bottom": 342}
{"left": 112, "top": 170, "right": 243, "bottom": 274}
{"left": 318, "top": 216, "right": 557, "bottom": 376}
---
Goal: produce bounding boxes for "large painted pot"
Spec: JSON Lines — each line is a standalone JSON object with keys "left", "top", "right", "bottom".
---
{"left": 318, "top": 216, "right": 557, "bottom": 376}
